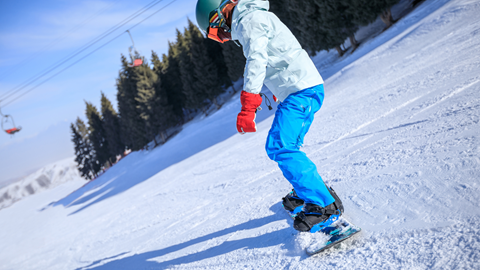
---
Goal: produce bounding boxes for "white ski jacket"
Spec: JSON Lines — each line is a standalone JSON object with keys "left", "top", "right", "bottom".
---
{"left": 231, "top": 0, "right": 323, "bottom": 101}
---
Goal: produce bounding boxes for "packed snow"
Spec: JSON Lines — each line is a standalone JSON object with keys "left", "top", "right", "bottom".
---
{"left": 1, "top": 0, "right": 480, "bottom": 269}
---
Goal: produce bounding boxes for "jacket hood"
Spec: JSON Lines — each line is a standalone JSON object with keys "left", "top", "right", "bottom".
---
{"left": 231, "top": 0, "right": 269, "bottom": 39}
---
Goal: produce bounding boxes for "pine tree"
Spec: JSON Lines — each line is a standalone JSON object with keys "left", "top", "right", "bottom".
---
{"left": 311, "top": 0, "right": 359, "bottom": 55}
{"left": 133, "top": 62, "right": 159, "bottom": 146}
{"left": 177, "top": 27, "right": 207, "bottom": 112}
{"left": 341, "top": 0, "right": 399, "bottom": 28}
{"left": 151, "top": 51, "right": 164, "bottom": 74}
{"left": 71, "top": 118, "right": 98, "bottom": 180}
{"left": 85, "top": 101, "right": 110, "bottom": 167}
{"left": 188, "top": 20, "right": 224, "bottom": 110}
{"left": 285, "top": 0, "right": 318, "bottom": 53}
{"left": 116, "top": 55, "right": 149, "bottom": 151}
{"left": 100, "top": 92, "right": 124, "bottom": 161}
{"left": 71, "top": 122, "right": 86, "bottom": 178}
{"left": 272, "top": 0, "right": 360, "bottom": 55}
{"left": 204, "top": 36, "right": 231, "bottom": 89}
{"left": 269, "top": 0, "right": 340, "bottom": 54}
{"left": 117, "top": 55, "right": 135, "bottom": 149}
{"left": 220, "top": 41, "right": 246, "bottom": 85}
{"left": 161, "top": 43, "right": 187, "bottom": 121}
{"left": 269, "top": 0, "right": 295, "bottom": 30}
{"left": 151, "top": 51, "right": 176, "bottom": 144}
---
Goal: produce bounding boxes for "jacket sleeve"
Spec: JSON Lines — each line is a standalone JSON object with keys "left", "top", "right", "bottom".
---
{"left": 237, "top": 14, "right": 270, "bottom": 94}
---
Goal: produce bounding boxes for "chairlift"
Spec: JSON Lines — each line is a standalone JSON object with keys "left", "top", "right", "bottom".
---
{"left": 126, "top": 30, "right": 144, "bottom": 68}
{"left": 0, "top": 108, "right": 21, "bottom": 135}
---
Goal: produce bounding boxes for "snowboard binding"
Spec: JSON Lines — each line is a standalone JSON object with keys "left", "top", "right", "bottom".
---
{"left": 282, "top": 187, "right": 361, "bottom": 255}
{"left": 282, "top": 189, "right": 304, "bottom": 219}
{"left": 293, "top": 187, "right": 344, "bottom": 233}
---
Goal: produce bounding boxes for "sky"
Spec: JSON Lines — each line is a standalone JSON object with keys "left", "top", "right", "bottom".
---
{"left": 0, "top": 0, "right": 197, "bottom": 184}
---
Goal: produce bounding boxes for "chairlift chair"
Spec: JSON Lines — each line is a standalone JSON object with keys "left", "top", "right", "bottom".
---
{"left": 1, "top": 112, "right": 21, "bottom": 135}
{"left": 126, "top": 30, "right": 144, "bottom": 68}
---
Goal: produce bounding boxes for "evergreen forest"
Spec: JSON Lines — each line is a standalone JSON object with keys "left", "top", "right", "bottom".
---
{"left": 71, "top": 0, "right": 400, "bottom": 180}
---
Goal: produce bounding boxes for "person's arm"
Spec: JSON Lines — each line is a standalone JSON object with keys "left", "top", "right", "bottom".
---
{"left": 237, "top": 14, "right": 270, "bottom": 94}
{"left": 235, "top": 14, "right": 270, "bottom": 134}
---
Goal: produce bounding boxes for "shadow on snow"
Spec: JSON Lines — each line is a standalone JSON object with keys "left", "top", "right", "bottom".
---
{"left": 76, "top": 205, "right": 296, "bottom": 270}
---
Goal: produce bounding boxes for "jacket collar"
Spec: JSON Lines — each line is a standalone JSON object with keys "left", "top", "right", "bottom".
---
{"left": 231, "top": 0, "right": 269, "bottom": 40}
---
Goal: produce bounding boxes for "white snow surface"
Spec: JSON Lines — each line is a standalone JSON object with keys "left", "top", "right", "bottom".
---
{"left": 0, "top": 157, "right": 84, "bottom": 210}
{"left": 1, "top": 0, "right": 480, "bottom": 269}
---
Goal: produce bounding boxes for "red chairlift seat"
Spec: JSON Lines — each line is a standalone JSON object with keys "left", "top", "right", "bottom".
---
{"left": 128, "top": 57, "right": 144, "bottom": 68}
{"left": 5, "top": 127, "right": 21, "bottom": 135}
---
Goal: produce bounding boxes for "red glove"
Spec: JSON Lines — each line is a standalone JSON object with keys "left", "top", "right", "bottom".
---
{"left": 237, "top": 91, "right": 262, "bottom": 134}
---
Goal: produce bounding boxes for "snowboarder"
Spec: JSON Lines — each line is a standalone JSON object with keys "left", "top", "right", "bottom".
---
{"left": 195, "top": 0, "right": 344, "bottom": 233}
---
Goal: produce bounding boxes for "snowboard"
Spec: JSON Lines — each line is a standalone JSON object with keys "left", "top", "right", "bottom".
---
{"left": 305, "top": 217, "right": 361, "bottom": 255}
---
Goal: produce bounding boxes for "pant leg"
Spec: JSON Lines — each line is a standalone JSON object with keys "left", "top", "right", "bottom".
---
{"left": 266, "top": 84, "right": 335, "bottom": 207}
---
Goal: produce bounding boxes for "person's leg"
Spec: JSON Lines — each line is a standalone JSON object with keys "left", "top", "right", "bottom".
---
{"left": 266, "top": 84, "right": 334, "bottom": 207}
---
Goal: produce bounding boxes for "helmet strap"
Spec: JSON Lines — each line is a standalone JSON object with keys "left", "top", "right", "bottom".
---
{"left": 223, "top": 1, "right": 237, "bottom": 29}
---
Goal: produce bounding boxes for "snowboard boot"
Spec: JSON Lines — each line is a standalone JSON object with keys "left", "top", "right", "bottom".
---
{"left": 282, "top": 189, "right": 304, "bottom": 219}
{"left": 293, "top": 187, "right": 344, "bottom": 233}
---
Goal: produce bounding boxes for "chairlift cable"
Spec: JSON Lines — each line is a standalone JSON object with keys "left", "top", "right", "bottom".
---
{"left": 0, "top": 0, "right": 164, "bottom": 103}
{"left": 0, "top": 0, "right": 121, "bottom": 88}
{"left": 1, "top": 0, "right": 179, "bottom": 108}
{"left": 0, "top": 0, "right": 167, "bottom": 104}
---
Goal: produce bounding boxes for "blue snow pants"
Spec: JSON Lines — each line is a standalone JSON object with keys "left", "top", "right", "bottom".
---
{"left": 266, "top": 84, "right": 335, "bottom": 207}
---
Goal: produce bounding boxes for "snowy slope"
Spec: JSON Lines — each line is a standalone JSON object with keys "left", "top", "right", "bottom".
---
{"left": 1, "top": 0, "right": 480, "bottom": 269}
{"left": 0, "top": 157, "right": 84, "bottom": 210}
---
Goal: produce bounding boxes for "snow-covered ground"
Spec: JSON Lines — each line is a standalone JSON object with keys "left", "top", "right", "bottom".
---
{"left": 0, "top": 157, "right": 84, "bottom": 210}
{"left": 1, "top": 0, "right": 480, "bottom": 269}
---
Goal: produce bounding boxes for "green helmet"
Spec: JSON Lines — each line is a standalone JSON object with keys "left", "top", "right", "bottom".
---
{"left": 196, "top": 0, "right": 223, "bottom": 33}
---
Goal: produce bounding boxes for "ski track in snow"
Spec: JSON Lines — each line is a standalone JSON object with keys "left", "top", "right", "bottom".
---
{"left": 1, "top": 0, "right": 480, "bottom": 269}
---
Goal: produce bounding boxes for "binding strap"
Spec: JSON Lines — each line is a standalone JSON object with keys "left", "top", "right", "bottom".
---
{"left": 296, "top": 208, "right": 335, "bottom": 230}
{"left": 282, "top": 196, "right": 296, "bottom": 211}
{"left": 296, "top": 212, "right": 315, "bottom": 229}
